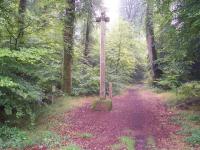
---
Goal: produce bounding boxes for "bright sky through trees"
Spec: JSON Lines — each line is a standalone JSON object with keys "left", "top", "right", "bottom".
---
{"left": 103, "top": 0, "right": 120, "bottom": 26}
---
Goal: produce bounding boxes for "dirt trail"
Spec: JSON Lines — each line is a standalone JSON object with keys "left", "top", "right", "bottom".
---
{"left": 55, "top": 86, "right": 180, "bottom": 150}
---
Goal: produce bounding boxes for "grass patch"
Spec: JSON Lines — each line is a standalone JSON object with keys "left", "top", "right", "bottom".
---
{"left": 170, "top": 115, "right": 184, "bottom": 126}
{"left": 61, "top": 144, "right": 82, "bottom": 150}
{"left": 0, "top": 96, "right": 92, "bottom": 149}
{"left": 187, "top": 114, "right": 200, "bottom": 122}
{"left": 146, "top": 136, "right": 157, "bottom": 150}
{"left": 170, "top": 111, "right": 200, "bottom": 146}
{"left": 0, "top": 125, "right": 33, "bottom": 149}
{"left": 185, "top": 130, "right": 200, "bottom": 146}
{"left": 153, "top": 88, "right": 200, "bottom": 147}
{"left": 37, "top": 96, "right": 91, "bottom": 120}
{"left": 78, "top": 132, "right": 93, "bottom": 139}
{"left": 31, "top": 96, "right": 92, "bottom": 130}
{"left": 120, "top": 136, "right": 135, "bottom": 150}
{"left": 91, "top": 99, "right": 112, "bottom": 111}
{"left": 0, "top": 125, "right": 65, "bottom": 149}
{"left": 111, "top": 143, "right": 124, "bottom": 150}
{"left": 112, "top": 136, "right": 135, "bottom": 150}
{"left": 30, "top": 130, "right": 63, "bottom": 148}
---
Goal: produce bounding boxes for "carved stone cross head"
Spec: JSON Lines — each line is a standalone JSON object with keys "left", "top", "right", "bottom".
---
{"left": 96, "top": 11, "right": 110, "bottom": 22}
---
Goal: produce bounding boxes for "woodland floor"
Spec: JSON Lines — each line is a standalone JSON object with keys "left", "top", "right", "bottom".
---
{"left": 29, "top": 86, "right": 197, "bottom": 150}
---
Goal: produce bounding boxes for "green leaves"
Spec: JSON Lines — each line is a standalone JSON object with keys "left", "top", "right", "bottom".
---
{"left": 154, "top": 0, "right": 200, "bottom": 87}
{"left": 0, "top": 76, "right": 18, "bottom": 88}
{"left": 105, "top": 20, "right": 147, "bottom": 91}
{"left": 0, "top": 125, "right": 31, "bottom": 149}
{"left": 178, "top": 81, "right": 200, "bottom": 98}
{"left": 0, "top": 48, "right": 61, "bottom": 122}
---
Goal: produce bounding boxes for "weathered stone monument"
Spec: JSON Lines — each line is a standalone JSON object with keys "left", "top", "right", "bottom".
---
{"left": 96, "top": 11, "right": 110, "bottom": 99}
{"left": 92, "top": 11, "right": 112, "bottom": 111}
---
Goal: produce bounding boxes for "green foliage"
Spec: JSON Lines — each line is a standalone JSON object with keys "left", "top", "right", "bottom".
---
{"left": 0, "top": 126, "right": 64, "bottom": 149}
{"left": 62, "top": 144, "right": 82, "bottom": 150}
{"left": 178, "top": 126, "right": 200, "bottom": 145}
{"left": 72, "top": 19, "right": 147, "bottom": 96}
{"left": 112, "top": 136, "right": 135, "bottom": 150}
{"left": 0, "top": 125, "right": 32, "bottom": 149}
{"left": 171, "top": 111, "right": 200, "bottom": 146}
{"left": 187, "top": 114, "right": 200, "bottom": 122}
{"left": 155, "top": 75, "right": 181, "bottom": 90}
{"left": 78, "top": 132, "right": 93, "bottom": 139}
{"left": 154, "top": 0, "right": 200, "bottom": 87}
{"left": 34, "top": 131, "right": 62, "bottom": 148}
{"left": 119, "top": 136, "right": 135, "bottom": 150}
{"left": 106, "top": 20, "right": 147, "bottom": 93}
{"left": 72, "top": 63, "right": 99, "bottom": 96}
{"left": 166, "top": 81, "right": 200, "bottom": 105}
{"left": 185, "top": 130, "right": 200, "bottom": 145}
{"left": 0, "top": 48, "right": 61, "bottom": 123}
{"left": 178, "top": 81, "right": 200, "bottom": 98}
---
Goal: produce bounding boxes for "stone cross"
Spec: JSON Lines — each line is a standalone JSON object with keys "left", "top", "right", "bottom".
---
{"left": 96, "top": 11, "right": 110, "bottom": 99}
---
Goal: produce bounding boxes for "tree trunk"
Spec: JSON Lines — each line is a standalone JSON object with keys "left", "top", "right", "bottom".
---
{"left": 83, "top": 15, "right": 91, "bottom": 63}
{"left": 146, "top": 1, "right": 160, "bottom": 79}
{"left": 62, "top": 0, "right": 75, "bottom": 95}
{"left": 17, "top": 0, "right": 27, "bottom": 49}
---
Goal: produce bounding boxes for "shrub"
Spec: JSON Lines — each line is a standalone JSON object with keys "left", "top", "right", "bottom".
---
{"left": 178, "top": 81, "right": 200, "bottom": 98}
{"left": 72, "top": 63, "right": 99, "bottom": 96}
{"left": 185, "top": 129, "right": 200, "bottom": 145}
{"left": 0, "top": 48, "right": 61, "bottom": 123}
{"left": 36, "top": 131, "right": 62, "bottom": 148}
{"left": 0, "top": 125, "right": 32, "bottom": 149}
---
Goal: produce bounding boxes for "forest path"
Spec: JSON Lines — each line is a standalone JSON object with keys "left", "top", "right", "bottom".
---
{"left": 55, "top": 86, "right": 180, "bottom": 150}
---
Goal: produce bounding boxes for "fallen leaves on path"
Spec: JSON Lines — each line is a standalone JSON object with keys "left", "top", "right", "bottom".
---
{"left": 53, "top": 87, "right": 184, "bottom": 150}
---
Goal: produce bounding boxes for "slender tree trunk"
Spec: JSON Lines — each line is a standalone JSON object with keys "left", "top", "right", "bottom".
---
{"left": 62, "top": 0, "right": 75, "bottom": 95}
{"left": 17, "top": 0, "right": 27, "bottom": 49}
{"left": 83, "top": 16, "right": 92, "bottom": 64}
{"left": 146, "top": 1, "right": 160, "bottom": 79}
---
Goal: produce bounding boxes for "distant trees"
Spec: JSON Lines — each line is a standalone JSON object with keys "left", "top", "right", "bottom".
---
{"left": 106, "top": 20, "right": 146, "bottom": 87}
{"left": 82, "top": 0, "right": 93, "bottom": 64}
{"left": 120, "top": 0, "right": 159, "bottom": 80}
{"left": 119, "top": 0, "right": 146, "bottom": 28}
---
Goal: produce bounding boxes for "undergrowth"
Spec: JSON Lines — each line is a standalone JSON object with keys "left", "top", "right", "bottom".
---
{"left": 0, "top": 125, "right": 32, "bottom": 149}
{"left": 154, "top": 81, "right": 200, "bottom": 147}
{"left": 112, "top": 136, "right": 135, "bottom": 150}
{"left": 0, "top": 96, "right": 89, "bottom": 149}
{"left": 171, "top": 111, "right": 200, "bottom": 146}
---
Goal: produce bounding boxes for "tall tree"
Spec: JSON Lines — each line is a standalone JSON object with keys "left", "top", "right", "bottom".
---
{"left": 63, "top": 0, "right": 75, "bottom": 95}
{"left": 17, "top": 0, "right": 27, "bottom": 49}
{"left": 83, "top": 14, "right": 92, "bottom": 64}
{"left": 146, "top": 0, "right": 160, "bottom": 79}
{"left": 81, "top": 0, "right": 101, "bottom": 64}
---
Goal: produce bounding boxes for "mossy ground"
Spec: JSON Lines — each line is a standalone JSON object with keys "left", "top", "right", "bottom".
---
{"left": 91, "top": 99, "right": 112, "bottom": 111}
{"left": 111, "top": 136, "right": 135, "bottom": 150}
